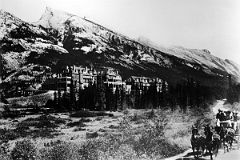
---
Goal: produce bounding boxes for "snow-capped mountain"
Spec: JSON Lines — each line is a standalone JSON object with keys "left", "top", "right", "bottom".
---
{"left": 0, "top": 9, "right": 67, "bottom": 76}
{"left": 1, "top": 7, "right": 240, "bottom": 93}
{"left": 36, "top": 8, "right": 240, "bottom": 78}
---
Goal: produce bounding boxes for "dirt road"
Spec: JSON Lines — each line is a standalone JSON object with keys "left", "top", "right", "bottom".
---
{"left": 165, "top": 143, "right": 240, "bottom": 160}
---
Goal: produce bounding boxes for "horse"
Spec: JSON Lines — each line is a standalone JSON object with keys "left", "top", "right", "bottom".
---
{"left": 216, "top": 125, "right": 231, "bottom": 152}
{"left": 204, "top": 125, "right": 221, "bottom": 160}
{"left": 191, "top": 126, "right": 205, "bottom": 158}
{"left": 215, "top": 118, "right": 221, "bottom": 134}
{"left": 215, "top": 122, "right": 237, "bottom": 152}
{"left": 224, "top": 127, "right": 236, "bottom": 151}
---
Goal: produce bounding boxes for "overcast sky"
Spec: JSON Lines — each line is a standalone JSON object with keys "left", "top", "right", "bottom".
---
{"left": 1, "top": 0, "right": 240, "bottom": 63}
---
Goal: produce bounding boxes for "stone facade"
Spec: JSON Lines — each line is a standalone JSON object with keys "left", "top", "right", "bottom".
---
{"left": 43, "top": 65, "right": 167, "bottom": 94}
{"left": 126, "top": 76, "right": 167, "bottom": 93}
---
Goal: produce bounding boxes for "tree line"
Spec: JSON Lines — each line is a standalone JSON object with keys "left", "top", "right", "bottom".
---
{"left": 47, "top": 76, "right": 217, "bottom": 112}
{"left": 226, "top": 75, "right": 240, "bottom": 104}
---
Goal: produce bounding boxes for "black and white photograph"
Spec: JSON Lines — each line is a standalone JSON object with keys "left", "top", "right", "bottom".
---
{"left": 0, "top": 0, "right": 240, "bottom": 159}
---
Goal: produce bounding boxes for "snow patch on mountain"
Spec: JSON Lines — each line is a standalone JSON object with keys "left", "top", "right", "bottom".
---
{"left": 3, "top": 51, "right": 29, "bottom": 70}
{"left": 36, "top": 7, "right": 127, "bottom": 52}
{"left": 37, "top": 7, "right": 73, "bottom": 34}
{"left": 0, "top": 10, "right": 22, "bottom": 39}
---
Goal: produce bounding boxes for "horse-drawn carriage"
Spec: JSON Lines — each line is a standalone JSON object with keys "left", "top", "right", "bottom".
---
{"left": 217, "top": 109, "right": 240, "bottom": 141}
{"left": 219, "top": 120, "right": 240, "bottom": 133}
{"left": 216, "top": 109, "right": 240, "bottom": 140}
{"left": 191, "top": 125, "right": 220, "bottom": 160}
{"left": 191, "top": 112, "right": 240, "bottom": 159}
{"left": 219, "top": 120, "right": 240, "bottom": 149}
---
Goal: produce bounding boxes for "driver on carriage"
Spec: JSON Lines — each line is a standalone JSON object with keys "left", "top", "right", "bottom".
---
{"left": 216, "top": 109, "right": 225, "bottom": 121}
{"left": 220, "top": 110, "right": 226, "bottom": 121}
{"left": 216, "top": 109, "right": 221, "bottom": 120}
{"left": 232, "top": 111, "right": 238, "bottom": 131}
{"left": 233, "top": 112, "right": 238, "bottom": 122}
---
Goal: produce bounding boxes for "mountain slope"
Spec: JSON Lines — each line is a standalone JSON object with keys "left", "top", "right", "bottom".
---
{"left": 36, "top": 8, "right": 240, "bottom": 83}
{"left": 157, "top": 46, "right": 240, "bottom": 77}
{"left": 137, "top": 37, "right": 240, "bottom": 79}
{"left": 0, "top": 9, "right": 68, "bottom": 78}
{"left": 1, "top": 7, "right": 240, "bottom": 97}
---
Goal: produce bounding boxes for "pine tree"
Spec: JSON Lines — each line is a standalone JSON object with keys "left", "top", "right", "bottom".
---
{"left": 227, "top": 74, "right": 236, "bottom": 104}
{"left": 121, "top": 85, "right": 128, "bottom": 110}
{"left": 129, "top": 83, "right": 136, "bottom": 109}
{"left": 57, "top": 89, "right": 62, "bottom": 110}
{"left": 167, "top": 85, "right": 176, "bottom": 111}
{"left": 0, "top": 54, "right": 3, "bottom": 83}
{"left": 141, "top": 86, "right": 148, "bottom": 108}
{"left": 95, "top": 74, "right": 106, "bottom": 110}
{"left": 135, "top": 84, "right": 141, "bottom": 109}
{"left": 115, "top": 86, "right": 121, "bottom": 110}
{"left": 62, "top": 91, "right": 68, "bottom": 111}
{"left": 160, "top": 80, "right": 167, "bottom": 108}
{"left": 195, "top": 81, "right": 201, "bottom": 107}
{"left": 150, "top": 82, "right": 158, "bottom": 108}
{"left": 106, "top": 84, "right": 114, "bottom": 111}
{"left": 69, "top": 66, "right": 76, "bottom": 110}
{"left": 87, "top": 83, "right": 94, "bottom": 110}
{"left": 77, "top": 87, "right": 84, "bottom": 110}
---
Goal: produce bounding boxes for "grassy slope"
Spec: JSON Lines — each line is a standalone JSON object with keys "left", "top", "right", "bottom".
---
{"left": 0, "top": 105, "right": 215, "bottom": 160}
{"left": 6, "top": 91, "right": 54, "bottom": 107}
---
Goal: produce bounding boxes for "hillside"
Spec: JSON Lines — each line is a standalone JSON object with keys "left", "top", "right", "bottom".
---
{"left": 1, "top": 7, "right": 240, "bottom": 97}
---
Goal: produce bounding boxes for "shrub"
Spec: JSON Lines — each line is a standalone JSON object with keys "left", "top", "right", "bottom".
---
{"left": 86, "top": 132, "right": 98, "bottom": 139}
{"left": 145, "top": 109, "right": 156, "bottom": 119}
{"left": 95, "top": 117, "right": 103, "bottom": 121}
{"left": 0, "top": 153, "right": 11, "bottom": 160}
{"left": 2, "top": 110, "right": 20, "bottom": 119}
{"left": 0, "top": 128, "right": 19, "bottom": 141}
{"left": 11, "top": 139, "right": 36, "bottom": 160}
{"left": 129, "top": 111, "right": 155, "bottom": 123}
{"left": 131, "top": 113, "right": 139, "bottom": 121}
{"left": 78, "top": 140, "right": 99, "bottom": 160}
{"left": 70, "top": 110, "right": 97, "bottom": 117}
{"left": 13, "top": 115, "right": 66, "bottom": 139}
{"left": 0, "top": 143, "right": 10, "bottom": 160}
{"left": 38, "top": 140, "right": 99, "bottom": 160}
{"left": 82, "top": 118, "right": 91, "bottom": 122}
{"left": 99, "top": 144, "right": 138, "bottom": 160}
{"left": 123, "top": 109, "right": 129, "bottom": 115}
{"left": 37, "top": 141, "right": 80, "bottom": 160}
{"left": 66, "top": 119, "right": 86, "bottom": 128}
{"left": 70, "top": 110, "right": 113, "bottom": 118}
{"left": 17, "top": 115, "right": 66, "bottom": 129}
{"left": 73, "top": 127, "right": 86, "bottom": 132}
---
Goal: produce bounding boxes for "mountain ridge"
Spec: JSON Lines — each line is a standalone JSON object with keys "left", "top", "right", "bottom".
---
{"left": 35, "top": 7, "right": 240, "bottom": 76}
{"left": 0, "top": 7, "right": 239, "bottom": 98}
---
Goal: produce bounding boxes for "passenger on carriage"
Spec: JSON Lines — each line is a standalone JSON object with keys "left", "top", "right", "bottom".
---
{"left": 232, "top": 112, "right": 238, "bottom": 131}
{"left": 216, "top": 109, "right": 221, "bottom": 120}
{"left": 216, "top": 109, "right": 225, "bottom": 121}
{"left": 224, "top": 111, "right": 233, "bottom": 120}
{"left": 233, "top": 112, "right": 238, "bottom": 122}
{"left": 220, "top": 110, "right": 226, "bottom": 121}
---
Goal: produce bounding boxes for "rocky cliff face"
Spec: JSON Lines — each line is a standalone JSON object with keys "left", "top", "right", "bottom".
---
{"left": 1, "top": 7, "right": 239, "bottom": 94}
